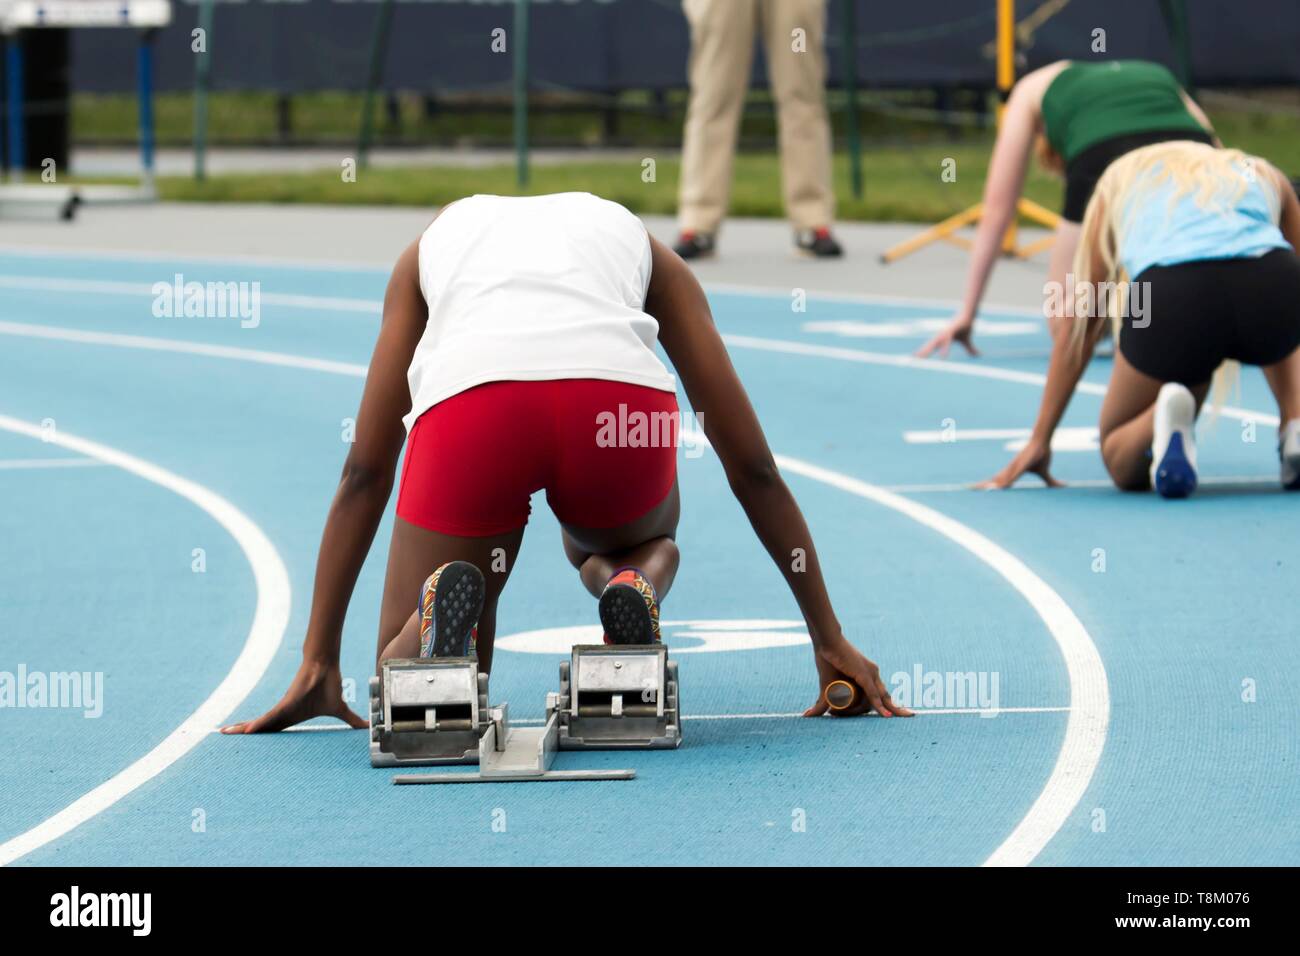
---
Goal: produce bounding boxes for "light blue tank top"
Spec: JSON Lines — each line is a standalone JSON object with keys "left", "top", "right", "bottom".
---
{"left": 1118, "top": 163, "right": 1291, "bottom": 279}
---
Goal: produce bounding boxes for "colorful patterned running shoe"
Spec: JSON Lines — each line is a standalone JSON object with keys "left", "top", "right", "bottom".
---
{"left": 598, "top": 568, "right": 661, "bottom": 645}
{"left": 418, "top": 561, "right": 485, "bottom": 658}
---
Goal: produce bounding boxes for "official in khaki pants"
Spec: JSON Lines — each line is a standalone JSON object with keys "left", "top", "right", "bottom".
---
{"left": 674, "top": 0, "right": 843, "bottom": 259}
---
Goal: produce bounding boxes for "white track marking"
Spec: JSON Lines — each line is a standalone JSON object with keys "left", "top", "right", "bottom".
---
{"left": 721, "top": 333, "right": 1281, "bottom": 428}
{"left": 0, "top": 321, "right": 369, "bottom": 376}
{"left": 0, "top": 255, "right": 1044, "bottom": 317}
{"left": 0, "top": 415, "right": 291, "bottom": 866}
{"left": 883, "top": 475, "right": 1282, "bottom": 494}
{"left": 904, "top": 426, "right": 1099, "bottom": 452}
{"left": 0, "top": 321, "right": 1147, "bottom": 866}
{"left": 765, "top": 453, "right": 1109, "bottom": 868}
{"left": 496, "top": 619, "right": 808, "bottom": 655}
{"left": 703, "top": 281, "right": 1046, "bottom": 317}
{"left": 214, "top": 705, "right": 1074, "bottom": 733}
{"left": 0, "top": 456, "right": 105, "bottom": 470}
{"left": 0, "top": 275, "right": 380, "bottom": 314}
{"left": 803, "top": 318, "right": 1040, "bottom": 338}
{"left": 14, "top": 312, "right": 1283, "bottom": 865}
{"left": 510, "top": 707, "right": 1073, "bottom": 725}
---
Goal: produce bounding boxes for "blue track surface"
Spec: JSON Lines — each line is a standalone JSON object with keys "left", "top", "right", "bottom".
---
{"left": 1, "top": 250, "right": 1295, "bottom": 866}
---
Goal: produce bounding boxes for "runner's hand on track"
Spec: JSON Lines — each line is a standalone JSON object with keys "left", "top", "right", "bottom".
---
{"left": 220, "top": 658, "right": 367, "bottom": 733}
{"left": 974, "top": 438, "right": 1063, "bottom": 490}
{"left": 803, "top": 638, "right": 913, "bottom": 718}
{"left": 915, "top": 313, "right": 980, "bottom": 359}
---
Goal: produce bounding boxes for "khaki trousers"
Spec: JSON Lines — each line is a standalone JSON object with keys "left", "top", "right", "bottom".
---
{"left": 678, "top": 0, "right": 836, "bottom": 234}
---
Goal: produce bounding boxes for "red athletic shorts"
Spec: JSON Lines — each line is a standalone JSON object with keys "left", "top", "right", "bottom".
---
{"left": 397, "top": 379, "right": 680, "bottom": 537}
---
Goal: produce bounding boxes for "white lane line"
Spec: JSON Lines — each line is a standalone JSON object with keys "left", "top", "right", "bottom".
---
{"left": 25, "top": 322, "right": 1264, "bottom": 867}
{"left": 721, "top": 334, "right": 1281, "bottom": 428}
{"left": 0, "top": 321, "right": 369, "bottom": 377}
{"left": 0, "top": 275, "right": 380, "bottom": 315}
{"left": 676, "top": 424, "right": 1107, "bottom": 867}
{"left": 0, "top": 253, "right": 1045, "bottom": 320}
{"left": 0, "top": 456, "right": 105, "bottom": 471}
{"left": 222, "top": 705, "right": 1074, "bottom": 732}
{"left": 0, "top": 415, "right": 291, "bottom": 867}
{"left": 704, "top": 281, "right": 1047, "bottom": 318}
{"left": 517, "top": 706, "right": 1073, "bottom": 724}
{"left": 803, "top": 318, "right": 1041, "bottom": 338}
{"left": 764, "top": 454, "right": 1109, "bottom": 868}
{"left": 884, "top": 475, "right": 1282, "bottom": 494}
{"left": 1, "top": 323, "right": 1120, "bottom": 866}
{"left": 903, "top": 426, "right": 1099, "bottom": 453}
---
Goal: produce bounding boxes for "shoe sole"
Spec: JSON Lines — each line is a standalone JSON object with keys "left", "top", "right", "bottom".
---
{"left": 1154, "top": 431, "right": 1198, "bottom": 499}
{"left": 599, "top": 583, "right": 656, "bottom": 645}
{"left": 423, "top": 561, "right": 485, "bottom": 658}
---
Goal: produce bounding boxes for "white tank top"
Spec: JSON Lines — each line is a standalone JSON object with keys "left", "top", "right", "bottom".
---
{"left": 404, "top": 192, "right": 677, "bottom": 431}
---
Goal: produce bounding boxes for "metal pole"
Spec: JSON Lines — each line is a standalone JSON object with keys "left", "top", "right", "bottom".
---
{"left": 6, "top": 33, "right": 24, "bottom": 182}
{"left": 513, "top": 0, "right": 529, "bottom": 188}
{"left": 357, "top": 0, "right": 394, "bottom": 170}
{"left": 840, "top": 0, "right": 862, "bottom": 199}
{"left": 138, "top": 29, "right": 156, "bottom": 193}
{"left": 193, "top": 0, "right": 215, "bottom": 182}
{"left": 996, "top": 0, "right": 1016, "bottom": 253}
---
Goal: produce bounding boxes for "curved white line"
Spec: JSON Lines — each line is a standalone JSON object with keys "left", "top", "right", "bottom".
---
{"left": 0, "top": 414, "right": 291, "bottom": 866}
{"left": 0, "top": 323, "right": 1151, "bottom": 866}
{"left": 721, "top": 333, "right": 1280, "bottom": 428}
{"left": 675, "top": 425, "right": 1108, "bottom": 866}
{"left": 0, "top": 276, "right": 380, "bottom": 315}
{"left": 770, "top": 454, "right": 1108, "bottom": 867}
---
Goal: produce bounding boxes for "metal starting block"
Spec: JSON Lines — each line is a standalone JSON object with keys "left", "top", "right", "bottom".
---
{"left": 552, "top": 644, "right": 682, "bottom": 750}
{"left": 369, "top": 657, "right": 488, "bottom": 767}
{"left": 371, "top": 644, "right": 680, "bottom": 785}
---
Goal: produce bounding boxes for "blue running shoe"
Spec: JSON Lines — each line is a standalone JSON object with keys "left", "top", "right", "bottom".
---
{"left": 1150, "top": 383, "right": 1198, "bottom": 499}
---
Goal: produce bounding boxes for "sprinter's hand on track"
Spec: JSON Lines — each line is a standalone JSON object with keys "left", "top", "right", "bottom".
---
{"left": 804, "top": 639, "right": 913, "bottom": 718}
{"left": 916, "top": 314, "right": 979, "bottom": 359}
{"left": 975, "top": 438, "right": 1063, "bottom": 490}
{"left": 220, "top": 658, "right": 367, "bottom": 734}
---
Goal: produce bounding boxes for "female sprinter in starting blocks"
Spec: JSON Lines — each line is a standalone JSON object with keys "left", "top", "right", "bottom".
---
{"left": 222, "top": 192, "right": 910, "bottom": 733}
{"left": 977, "top": 141, "right": 1300, "bottom": 497}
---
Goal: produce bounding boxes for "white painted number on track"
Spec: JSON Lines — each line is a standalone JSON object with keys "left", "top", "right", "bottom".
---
{"left": 496, "top": 619, "right": 808, "bottom": 655}
{"left": 803, "top": 318, "right": 1040, "bottom": 339}
{"left": 903, "top": 426, "right": 1100, "bottom": 452}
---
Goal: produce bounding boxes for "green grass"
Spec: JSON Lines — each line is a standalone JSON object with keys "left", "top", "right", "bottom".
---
{"left": 156, "top": 144, "right": 1066, "bottom": 224}
{"left": 71, "top": 92, "right": 1300, "bottom": 223}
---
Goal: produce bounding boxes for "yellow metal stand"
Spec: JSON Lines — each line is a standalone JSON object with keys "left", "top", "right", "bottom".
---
{"left": 880, "top": 0, "right": 1059, "bottom": 264}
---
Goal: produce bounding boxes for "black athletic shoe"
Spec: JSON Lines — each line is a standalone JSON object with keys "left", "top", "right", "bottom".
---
{"left": 672, "top": 231, "right": 716, "bottom": 260}
{"left": 598, "top": 568, "right": 661, "bottom": 645}
{"left": 795, "top": 227, "right": 844, "bottom": 258}
{"left": 418, "top": 561, "right": 486, "bottom": 658}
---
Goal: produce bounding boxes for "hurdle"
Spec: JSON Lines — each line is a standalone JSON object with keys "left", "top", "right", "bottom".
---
{"left": 0, "top": 0, "right": 171, "bottom": 219}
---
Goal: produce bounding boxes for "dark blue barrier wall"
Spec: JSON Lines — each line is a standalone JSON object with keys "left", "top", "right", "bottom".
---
{"left": 69, "top": 0, "right": 1300, "bottom": 94}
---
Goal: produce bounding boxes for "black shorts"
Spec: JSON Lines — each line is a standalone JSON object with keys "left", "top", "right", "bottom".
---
{"left": 1119, "top": 249, "right": 1300, "bottom": 385}
{"left": 1062, "top": 128, "right": 1215, "bottom": 223}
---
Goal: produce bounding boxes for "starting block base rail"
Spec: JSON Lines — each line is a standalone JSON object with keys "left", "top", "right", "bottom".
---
{"left": 394, "top": 770, "right": 635, "bottom": 784}
{"left": 371, "top": 644, "right": 678, "bottom": 785}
